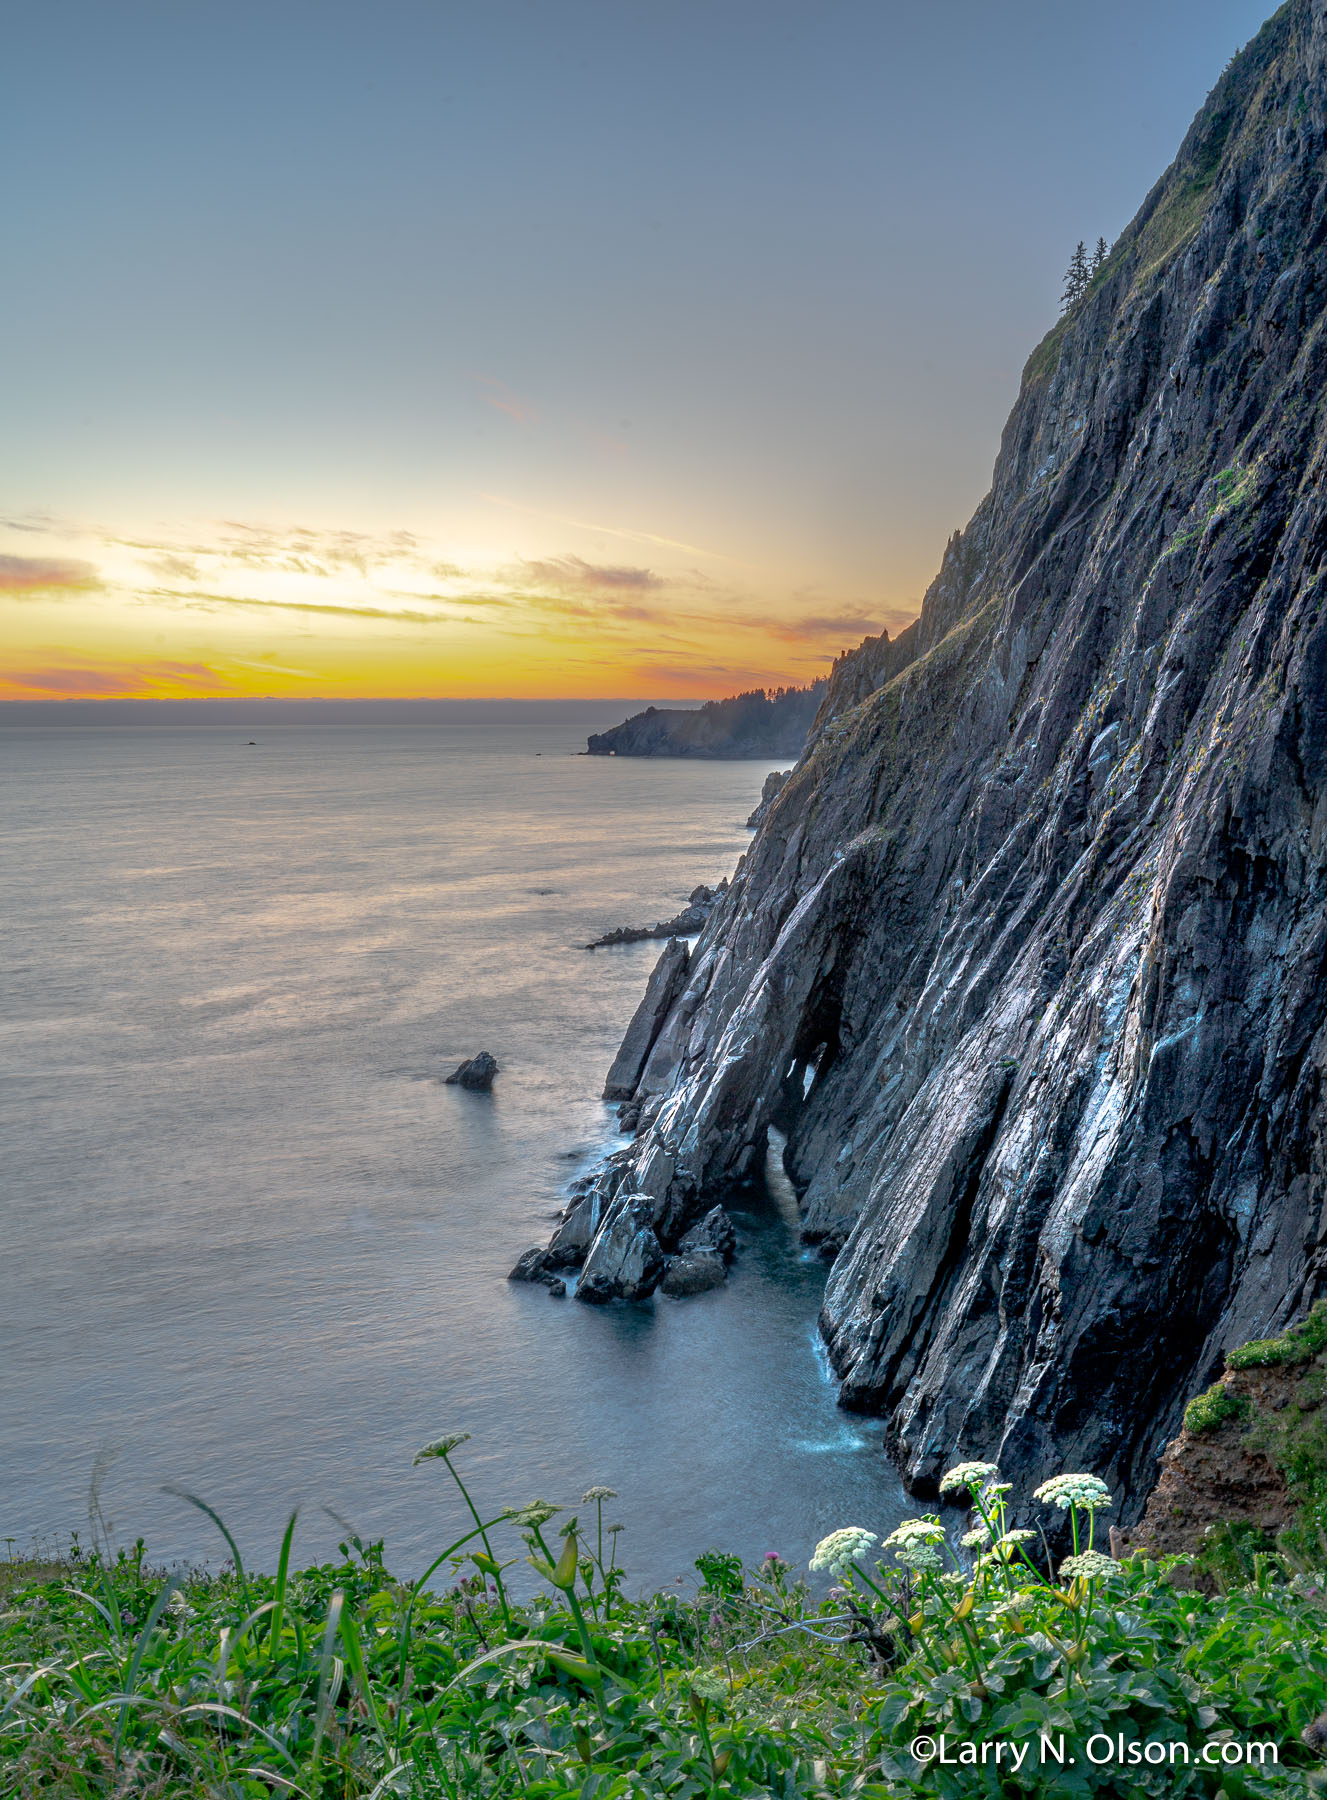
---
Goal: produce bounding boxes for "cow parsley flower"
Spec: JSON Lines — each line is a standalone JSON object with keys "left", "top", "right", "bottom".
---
{"left": 977, "top": 1529, "right": 1037, "bottom": 1567}
{"left": 961, "top": 1523, "right": 993, "bottom": 1549}
{"left": 413, "top": 1433, "right": 471, "bottom": 1464}
{"left": 1059, "top": 1550, "right": 1118, "bottom": 1581}
{"left": 938, "top": 1461, "right": 1001, "bottom": 1495}
{"left": 1033, "top": 1474, "right": 1113, "bottom": 1511}
{"left": 883, "top": 1516, "right": 945, "bottom": 1550}
{"left": 809, "top": 1527, "right": 878, "bottom": 1575}
{"left": 581, "top": 1486, "right": 617, "bottom": 1503}
{"left": 893, "top": 1542, "right": 944, "bottom": 1573}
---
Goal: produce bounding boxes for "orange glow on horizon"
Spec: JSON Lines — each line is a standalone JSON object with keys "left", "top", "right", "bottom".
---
{"left": 0, "top": 510, "right": 921, "bottom": 704}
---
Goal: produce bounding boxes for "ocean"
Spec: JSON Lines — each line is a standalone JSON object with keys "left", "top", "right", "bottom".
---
{"left": 0, "top": 703, "right": 907, "bottom": 1588}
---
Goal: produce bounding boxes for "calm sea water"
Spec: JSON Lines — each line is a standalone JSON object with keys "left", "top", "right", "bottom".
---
{"left": 1, "top": 704, "right": 906, "bottom": 1588}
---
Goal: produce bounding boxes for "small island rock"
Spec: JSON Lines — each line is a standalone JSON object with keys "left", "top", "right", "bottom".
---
{"left": 445, "top": 1051, "right": 499, "bottom": 1091}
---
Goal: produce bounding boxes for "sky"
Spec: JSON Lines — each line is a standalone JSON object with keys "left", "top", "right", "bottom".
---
{"left": 1, "top": 0, "right": 1277, "bottom": 702}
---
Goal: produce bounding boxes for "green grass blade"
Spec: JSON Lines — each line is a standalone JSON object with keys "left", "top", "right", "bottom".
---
{"left": 268, "top": 1509, "right": 299, "bottom": 1655}
{"left": 161, "top": 1487, "right": 253, "bottom": 1611}
{"left": 310, "top": 1589, "right": 345, "bottom": 1772}
{"left": 115, "top": 1576, "right": 180, "bottom": 1757}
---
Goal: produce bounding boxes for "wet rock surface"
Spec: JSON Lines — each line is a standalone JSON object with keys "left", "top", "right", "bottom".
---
{"left": 444, "top": 1051, "right": 499, "bottom": 1091}
{"left": 530, "top": 7, "right": 1327, "bottom": 1514}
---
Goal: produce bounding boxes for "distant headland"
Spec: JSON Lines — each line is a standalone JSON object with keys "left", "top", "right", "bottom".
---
{"left": 585, "top": 683, "right": 825, "bottom": 760}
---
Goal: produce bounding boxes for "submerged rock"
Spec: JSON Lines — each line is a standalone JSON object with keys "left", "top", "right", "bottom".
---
{"left": 444, "top": 1051, "right": 499, "bottom": 1091}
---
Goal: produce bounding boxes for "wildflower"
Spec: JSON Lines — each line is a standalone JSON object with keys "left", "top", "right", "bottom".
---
{"left": 413, "top": 1433, "right": 471, "bottom": 1464}
{"left": 810, "top": 1527, "right": 878, "bottom": 1575}
{"left": 978, "top": 1529, "right": 1037, "bottom": 1567}
{"left": 506, "top": 1500, "right": 561, "bottom": 1530}
{"left": 961, "top": 1524, "right": 992, "bottom": 1550}
{"left": 1033, "top": 1474, "right": 1113, "bottom": 1512}
{"left": 883, "top": 1517, "right": 945, "bottom": 1550}
{"left": 581, "top": 1486, "right": 617, "bottom": 1504}
{"left": 893, "top": 1542, "right": 944, "bottom": 1573}
{"left": 690, "top": 1670, "right": 727, "bottom": 1704}
{"left": 1059, "top": 1550, "right": 1118, "bottom": 1581}
{"left": 981, "top": 1481, "right": 1013, "bottom": 1501}
{"left": 938, "top": 1461, "right": 1001, "bottom": 1495}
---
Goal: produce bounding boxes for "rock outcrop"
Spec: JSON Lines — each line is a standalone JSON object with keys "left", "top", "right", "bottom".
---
{"left": 586, "top": 884, "right": 727, "bottom": 951}
{"left": 602, "top": 939, "right": 691, "bottom": 1101}
{"left": 586, "top": 686, "right": 824, "bottom": 759}
{"left": 445, "top": 1051, "right": 499, "bottom": 1091}
{"left": 747, "top": 770, "right": 792, "bottom": 830}
{"left": 531, "top": 3, "right": 1327, "bottom": 1517}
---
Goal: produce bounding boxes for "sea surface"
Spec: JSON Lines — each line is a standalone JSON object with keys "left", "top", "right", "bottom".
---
{"left": 1, "top": 703, "right": 907, "bottom": 1589}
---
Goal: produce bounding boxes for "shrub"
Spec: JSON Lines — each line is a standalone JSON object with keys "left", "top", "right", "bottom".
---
{"left": 1184, "top": 1379, "right": 1251, "bottom": 1434}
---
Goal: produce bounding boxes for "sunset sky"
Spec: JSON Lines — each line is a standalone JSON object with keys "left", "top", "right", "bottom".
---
{"left": 3, "top": 0, "right": 1272, "bottom": 702}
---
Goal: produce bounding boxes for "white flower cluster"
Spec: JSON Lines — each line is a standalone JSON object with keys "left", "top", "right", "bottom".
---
{"left": 1059, "top": 1550, "right": 1118, "bottom": 1581}
{"left": 1032, "top": 1473, "right": 1114, "bottom": 1512}
{"left": 894, "top": 1543, "right": 944, "bottom": 1573}
{"left": 977, "top": 1528, "right": 1036, "bottom": 1569}
{"left": 938, "top": 1461, "right": 1001, "bottom": 1495}
{"left": 884, "top": 1516, "right": 946, "bottom": 1574}
{"left": 809, "top": 1527, "right": 878, "bottom": 1575}
{"left": 961, "top": 1523, "right": 993, "bottom": 1550}
{"left": 883, "top": 1517, "right": 945, "bottom": 1550}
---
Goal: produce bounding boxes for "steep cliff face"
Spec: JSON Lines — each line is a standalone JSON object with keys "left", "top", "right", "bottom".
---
{"left": 542, "top": 0, "right": 1327, "bottom": 1519}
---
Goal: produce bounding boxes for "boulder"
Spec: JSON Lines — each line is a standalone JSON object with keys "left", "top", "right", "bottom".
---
{"left": 678, "top": 1205, "right": 737, "bottom": 1263}
{"left": 508, "top": 1246, "right": 552, "bottom": 1282}
{"left": 659, "top": 1249, "right": 727, "bottom": 1296}
{"left": 445, "top": 1051, "right": 499, "bottom": 1091}
{"left": 508, "top": 1247, "right": 566, "bottom": 1293}
{"left": 575, "top": 1271, "right": 614, "bottom": 1305}
{"left": 575, "top": 1194, "right": 665, "bottom": 1301}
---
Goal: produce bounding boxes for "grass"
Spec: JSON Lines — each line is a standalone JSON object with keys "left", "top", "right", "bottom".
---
{"left": 3, "top": 1448, "right": 1327, "bottom": 1797}
{"left": 1228, "top": 1302, "right": 1327, "bottom": 1370}
{"left": 1184, "top": 1382, "right": 1252, "bottom": 1436}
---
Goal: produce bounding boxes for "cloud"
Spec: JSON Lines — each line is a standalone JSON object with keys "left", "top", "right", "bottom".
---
{"left": 764, "top": 610, "right": 885, "bottom": 643}
{"left": 478, "top": 492, "right": 743, "bottom": 563}
{"left": 3, "top": 660, "right": 235, "bottom": 698}
{"left": 522, "top": 554, "right": 664, "bottom": 592}
{"left": 0, "top": 554, "right": 99, "bottom": 592}
{"left": 139, "top": 587, "right": 471, "bottom": 626}
{"left": 473, "top": 376, "right": 537, "bottom": 425}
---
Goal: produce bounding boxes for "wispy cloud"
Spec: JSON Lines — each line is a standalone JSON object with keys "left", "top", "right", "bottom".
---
{"left": 2, "top": 660, "right": 235, "bottom": 698}
{"left": 473, "top": 376, "right": 537, "bottom": 425}
{"left": 0, "top": 554, "right": 99, "bottom": 593}
{"left": 764, "top": 609, "right": 885, "bottom": 643}
{"left": 139, "top": 587, "right": 471, "bottom": 626}
{"left": 521, "top": 554, "right": 664, "bottom": 592}
{"left": 478, "top": 492, "right": 743, "bottom": 563}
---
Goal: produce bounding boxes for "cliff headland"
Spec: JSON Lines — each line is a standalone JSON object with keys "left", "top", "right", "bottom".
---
{"left": 586, "top": 684, "right": 824, "bottom": 759}
{"left": 526, "top": 0, "right": 1327, "bottom": 1524}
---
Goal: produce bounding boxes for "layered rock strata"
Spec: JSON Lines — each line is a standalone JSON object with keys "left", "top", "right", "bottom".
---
{"left": 529, "top": 2, "right": 1327, "bottom": 1518}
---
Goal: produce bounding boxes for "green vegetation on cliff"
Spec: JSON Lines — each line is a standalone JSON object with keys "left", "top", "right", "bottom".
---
{"left": 4, "top": 1443, "right": 1326, "bottom": 1798}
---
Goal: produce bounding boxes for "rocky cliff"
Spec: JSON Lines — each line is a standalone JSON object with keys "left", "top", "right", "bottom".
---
{"left": 531, "top": 0, "right": 1327, "bottom": 1522}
